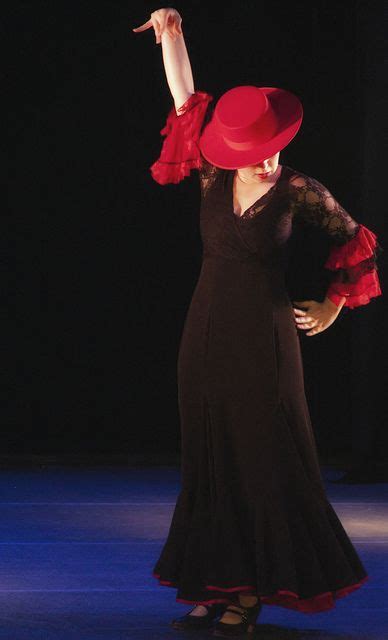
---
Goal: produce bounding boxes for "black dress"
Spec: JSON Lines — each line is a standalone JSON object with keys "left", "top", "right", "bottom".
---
{"left": 150, "top": 91, "right": 382, "bottom": 613}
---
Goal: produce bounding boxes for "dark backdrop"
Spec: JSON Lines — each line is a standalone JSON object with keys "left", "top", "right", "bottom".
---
{"left": 6, "top": 1, "right": 387, "bottom": 468}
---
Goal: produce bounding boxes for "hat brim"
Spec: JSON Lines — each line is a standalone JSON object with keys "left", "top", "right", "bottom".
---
{"left": 198, "top": 87, "right": 303, "bottom": 169}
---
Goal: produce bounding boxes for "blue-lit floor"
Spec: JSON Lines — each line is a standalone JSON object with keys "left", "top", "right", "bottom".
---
{"left": 0, "top": 464, "right": 387, "bottom": 639}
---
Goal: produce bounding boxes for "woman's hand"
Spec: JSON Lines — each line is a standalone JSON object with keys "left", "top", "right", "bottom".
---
{"left": 292, "top": 298, "right": 342, "bottom": 336}
{"left": 132, "top": 8, "right": 183, "bottom": 44}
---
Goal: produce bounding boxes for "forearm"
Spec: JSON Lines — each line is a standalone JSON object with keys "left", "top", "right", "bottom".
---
{"left": 160, "top": 30, "right": 194, "bottom": 113}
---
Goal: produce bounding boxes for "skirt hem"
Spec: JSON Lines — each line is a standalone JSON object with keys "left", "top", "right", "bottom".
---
{"left": 152, "top": 572, "right": 369, "bottom": 613}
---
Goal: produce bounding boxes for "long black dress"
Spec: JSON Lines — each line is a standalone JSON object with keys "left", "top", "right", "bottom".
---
{"left": 150, "top": 91, "right": 382, "bottom": 614}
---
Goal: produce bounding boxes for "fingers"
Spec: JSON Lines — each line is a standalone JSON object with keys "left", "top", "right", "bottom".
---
{"left": 293, "top": 301, "right": 314, "bottom": 327}
{"left": 292, "top": 300, "right": 331, "bottom": 336}
{"left": 153, "top": 14, "right": 175, "bottom": 44}
{"left": 297, "top": 320, "right": 318, "bottom": 329}
{"left": 306, "top": 325, "right": 322, "bottom": 336}
{"left": 158, "top": 13, "right": 167, "bottom": 39}
{"left": 294, "top": 307, "right": 319, "bottom": 332}
{"left": 295, "top": 316, "right": 314, "bottom": 324}
{"left": 296, "top": 318, "right": 323, "bottom": 336}
{"left": 132, "top": 11, "right": 182, "bottom": 43}
{"left": 163, "top": 11, "right": 180, "bottom": 41}
{"left": 293, "top": 308, "right": 307, "bottom": 316}
{"left": 133, "top": 14, "right": 163, "bottom": 43}
{"left": 132, "top": 19, "right": 152, "bottom": 33}
{"left": 174, "top": 15, "right": 183, "bottom": 36}
{"left": 150, "top": 14, "right": 162, "bottom": 43}
{"left": 299, "top": 323, "right": 320, "bottom": 336}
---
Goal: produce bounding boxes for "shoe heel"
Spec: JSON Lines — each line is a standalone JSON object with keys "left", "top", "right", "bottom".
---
{"left": 245, "top": 600, "right": 262, "bottom": 634}
{"left": 213, "top": 600, "right": 262, "bottom": 637}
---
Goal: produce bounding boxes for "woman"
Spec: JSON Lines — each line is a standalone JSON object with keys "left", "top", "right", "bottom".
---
{"left": 133, "top": 8, "right": 383, "bottom": 637}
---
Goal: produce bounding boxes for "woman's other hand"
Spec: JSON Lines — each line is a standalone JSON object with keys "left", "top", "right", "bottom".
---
{"left": 132, "top": 7, "right": 183, "bottom": 44}
{"left": 292, "top": 298, "right": 343, "bottom": 336}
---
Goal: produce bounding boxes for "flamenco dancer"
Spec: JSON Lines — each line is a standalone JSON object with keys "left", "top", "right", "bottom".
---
{"left": 133, "top": 7, "right": 383, "bottom": 637}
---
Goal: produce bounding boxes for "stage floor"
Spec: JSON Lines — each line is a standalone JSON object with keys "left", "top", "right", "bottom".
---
{"left": 0, "top": 462, "right": 387, "bottom": 639}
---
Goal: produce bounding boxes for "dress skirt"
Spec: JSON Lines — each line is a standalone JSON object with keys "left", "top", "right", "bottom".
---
{"left": 152, "top": 164, "right": 370, "bottom": 614}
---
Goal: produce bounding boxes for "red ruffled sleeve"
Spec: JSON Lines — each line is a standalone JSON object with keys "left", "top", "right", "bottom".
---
{"left": 150, "top": 90, "right": 214, "bottom": 185}
{"left": 324, "top": 223, "right": 383, "bottom": 309}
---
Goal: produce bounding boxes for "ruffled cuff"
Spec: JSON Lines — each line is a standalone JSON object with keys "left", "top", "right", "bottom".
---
{"left": 324, "top": 224, "right": 383, "bottom": 308}
{"left": 150, "top": 90, "right": 214, "bottom": 185}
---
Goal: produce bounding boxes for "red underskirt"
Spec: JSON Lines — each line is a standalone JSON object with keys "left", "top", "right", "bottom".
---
{"left": 152, "top": 572, "right": 369, "bottom": 614}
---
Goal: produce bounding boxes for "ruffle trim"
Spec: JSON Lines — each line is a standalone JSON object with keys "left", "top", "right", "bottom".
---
{"left": 324, "top": 223, "right": 383, "bottom": 308}
{"left": 152, "top": 572, "right": 369, "bottom": 614}
{"left": 324, "top": 224, "right": 379, "bottom": 269}
{"left": 150, "top": 90, "right": 214, "bottom": 185}
{"left": 326, "top": 271, "right": 382, "bottom": 308}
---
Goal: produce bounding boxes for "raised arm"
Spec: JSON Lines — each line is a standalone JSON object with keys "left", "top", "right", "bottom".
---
{"left": 160, "top": 18, "right": 195, "bottom": 112}
{"left": 133, "top": 8, "right": 194, "bottom": 113}
{"left": 133, "top": 8, "right": 214, "bottom": 185}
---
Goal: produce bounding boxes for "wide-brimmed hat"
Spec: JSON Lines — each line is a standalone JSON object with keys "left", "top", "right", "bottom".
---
{"left": 198, "top": 85, "right": 303, "bottom": 169}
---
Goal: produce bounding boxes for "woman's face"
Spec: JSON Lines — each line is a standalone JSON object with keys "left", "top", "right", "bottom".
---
{"left": 236, "top": 152, "right": 280, "bottom": 182}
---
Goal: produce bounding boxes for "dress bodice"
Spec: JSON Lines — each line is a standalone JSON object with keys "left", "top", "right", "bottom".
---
{"left": 150, "top": 90, "right": 383, "bottom": 310}
{"left": 199, "top": 163, "right": 294, "bottom": 267}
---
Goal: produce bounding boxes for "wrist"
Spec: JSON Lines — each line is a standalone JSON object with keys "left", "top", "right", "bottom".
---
{"left": 324, "top": 295, "right": 346, "bottom": 312}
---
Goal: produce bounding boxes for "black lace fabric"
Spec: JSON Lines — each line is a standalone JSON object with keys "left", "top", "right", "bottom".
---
{"left": 198, "top": 154, "right": 220, "bottom": 197}
{"left": 197, "top": 156, "right": 382, "bottom": 305}
{"left": 152, "top": 88, "right": 382, "bottom": 307}
{"left": 288, "top": 173, "right": 383, "bottom": 291}
{"left": 289, "top": 174, "right": 360, "bottom": 245}
{"left": 197, "top": 103, "right": 221, "bottom": 198}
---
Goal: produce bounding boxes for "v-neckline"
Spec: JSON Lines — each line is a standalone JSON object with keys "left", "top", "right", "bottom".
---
{"left": 229, "top": 164, "right": 285, "bottom": 220}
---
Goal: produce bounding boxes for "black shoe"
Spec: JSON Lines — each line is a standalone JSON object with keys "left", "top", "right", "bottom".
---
{"left": 171, "top": 603, "right": 227, "bottom": 630}
{"left": 213, "top": 600, "right": 262, "bottom": 637}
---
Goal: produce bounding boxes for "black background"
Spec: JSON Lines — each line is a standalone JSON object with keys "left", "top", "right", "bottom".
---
{"left": 6, "top": 1, "right": 387, "bottom": 465}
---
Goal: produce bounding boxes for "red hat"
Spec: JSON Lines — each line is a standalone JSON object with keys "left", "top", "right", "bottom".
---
{"left": 198, "top": 85, "right": 303, "bottom": 169}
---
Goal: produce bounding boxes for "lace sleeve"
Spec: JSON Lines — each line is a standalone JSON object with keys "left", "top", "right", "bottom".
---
{"left": 150, "top": 90, "right": 213, "bottom": 185}
{"left": 197, "top": 153, "right": 220, "bottom": 197}
{"left": 289, "top": 173, "right": 383, "bottom": 309}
